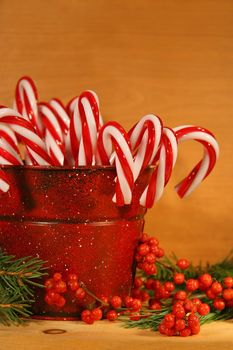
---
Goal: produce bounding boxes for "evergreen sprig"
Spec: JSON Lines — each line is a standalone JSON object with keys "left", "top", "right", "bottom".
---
{"left": 0, "top": 249, "right": 46, "bottom": 325}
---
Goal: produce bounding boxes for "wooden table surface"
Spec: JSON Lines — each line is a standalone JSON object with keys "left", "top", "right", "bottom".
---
{"left": 0, "top": 319, "right": 232, "bottom": 350}
{"left": 0, "top": 0, "right": 232, "bottom": 348}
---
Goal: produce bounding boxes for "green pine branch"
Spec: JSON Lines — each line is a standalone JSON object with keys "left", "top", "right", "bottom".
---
{"left": 0, "top": 249, "right": 46, "bottom": 325}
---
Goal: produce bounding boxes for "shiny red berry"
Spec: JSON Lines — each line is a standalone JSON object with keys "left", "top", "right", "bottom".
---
{"left": 111, "top": 296, "right": 122, "bottom": 309}
{"left": 145, "top": 278, "right": 155, "bottom": 290}
{"left": 197, "top": 303, "right": 210, "bottom": 316}
{"left": 75, "top": 287, "right": 86, "bottom": 300}
{"left": 174, "top": 290, "right": 187, "bottom": 301}
{"left": 175, "top": 319, "right": 186, "bottom": 331}
{"left": 68, "top": 280, "right": 79, "bottom": 291}
{"left": 134, "top": 277, "right": 143, "bottom": 288}
{"left": 149, "top": 237, "right": 159, "bottom": 246}
{"left": 129, "top": 312, "right": 141, "bottom": 321}
{"left": 154, "top": 247, "right": 164, "bottom": 258}
{"left": 91, "top": 308, "right": 103, "bottom": 321}
{"left": 190, "top": 323, "right": 200, "bottom": 335}
{"left": 206, "top": 288, "right": 216, "bottom": 300}
{"left": 67, "top": 273, "right": 78, "bottom": 281}
{"left": 124, "top": 296, "right": 133, "bottom": 308}
{"left": 186, "top": 279, "right": 199, "bottom": 292}
{"left": 138, "top": 243, "right": 150, "bottom": 256}
{"left": 222, "top": 288, "right": 233, "bottom": 301}
{"left": 106, "top": 310, "right": 118, "bottom": 321}
{"left": 164, "top": 314, "right": 175, "bottom": 329}
{"left": 180, "top": 327, "right": 192, "bottom": 337}
{"left": 54, "top": 280, "right": 67, "bottom": 294}
{"left": 223, "top": 277, "right": 233, "bottom": 288}
{"left": 53, "top": 272, "right": 62, "bottom": 282}
{"left": 173, "top": 273, "right": 185, "bottom": 285}
{"left": 187, "top": 313, "right": 199, "bottom": 327}
{"left": 198, "top": 274, "right": 213, "bottom": 289}
{"left": 145, "top": 253, "right": 156, "bottom": 263}
{"left": 149, "top": 300, "right": 161, "bottom": 310}
{"left": 211, "top": 282, "right": 223, "bottom": 295}
{"left": 164, "top": 281, "right": 175, "bottom": 292}
{"left": 131, "top": 298, "right": 142, "bottom": 311}
{"left": 213, "top": 298, "right": 225, "bottom": 310}
{"left": 176, "top": 258, "right": 190, "bottom": 270}
{"left": 44, "top": 279, "right": 54, "bottom": 290}
{"left": 55, "top": 295, "right": 66, "bottom": 308}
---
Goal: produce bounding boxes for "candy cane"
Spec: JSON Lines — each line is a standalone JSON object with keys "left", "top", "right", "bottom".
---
{"left": 0, "top": 124, "right": 23, "bottom": 193}
{"left": 78, "top": 90, "right": 102, "bottom": 165}
{"left": 97, "top": 121, "right": 134, "bottom": 206}
{"left": 140, "top": 127, "right": 178, "bottom": 208}
{"left": 15, "top": 76, "right": 43, "bottom": 137}
{"left": 128, "top": 114, "right": 163, "bottom": 181}
{"left": 67, "top": 97, "right": 81, "bottom": 165}
{"left": 0, "top": 107, "right": 51, "bottom": 166}
{"left": 0, "top": 124, "right": 23, "bottom": 165}
{"left": 38, "top": 102, "right": 66, "bottom": 166}
{"left": 173, "top": 125, "right": 219, "bottom": 198}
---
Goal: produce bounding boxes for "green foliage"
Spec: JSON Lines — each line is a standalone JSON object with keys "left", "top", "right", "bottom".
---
{"left": 0, "top": 249, "right": 46, "bottom": 326}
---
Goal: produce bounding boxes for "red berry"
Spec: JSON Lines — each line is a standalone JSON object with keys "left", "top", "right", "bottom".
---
{"left": 145, "top": 253, "right": 156, "bottom": 263}
{"left": 55, "top": 296, "right": 66, "bottom": 308}
{"left": 91, "top": 308, "right": 103, "bottom": 321}
{"left": 172, "top": 303, "right": 185, "bottom": 319}
{"left": 129, "top": 312, "right": 141, "bottom": 321}
{"left": 184, "top": 300, "right": 197, "bottom": 313}
{"left": 106, "top": 310, "right": 118, "bottom": 321}
{"left": 188, "top": 313, "right": 199, "bottom": 327}
{"left": 222, "top": 288, "right": 233, "bottom": 301}
{"left": 54, "top": 280, "right": 67, "bottom": 294}
{"left": 174, "top": 290, "right": 187, "bottom": 301}
{"left": 142, "top": 262, "right": 156, "bottom": 275}
{"left": 164, "top": 314, "right": 175, "bottom": 329}
{"left": 81, "top": 309, "right": 91, "bottom": 319}
{"left": 124, "top": 296, "right": 133, "bottom": 308}
{"left": 111, "top": 296, "right": 122, "bottom": 309}
{"left": 223, "top": 277, "right": 233, "bottom": 288}
{"left": 75, "top": 287, "right": 86, "bottom": 300}
{"left": 145, "top": 278, "right": 154, "bottom": 290}
{"left": 180, "top": 327, "right": 192, "bottom": 337}
{"left": 155, "top": 247, "right": 164, "bottom": 258}
{"left": 190, "top": 323, "right": 200, "bottom": 335}
{"left": 197, "top": 303, "right": 210, "bottom": 316}
{"left": 47, "top": 291, "right": 60, "bottom": 303}
{"left": 149, "top": 300, "right": 161, "bottom": 310}
{"left": 176, "top": 258, "right": 190, "bottom": 270}
{"left": 206, "top": 288, "right": 216, "bottom": 300}
{"left": 192, "top": 298, "right": 202, "bottom": 307}
{"left": 138, "top": 243, "right": 150, "bottom": 256}
{"left": 173, "top": 273, "right": 185, "bottom": 285}
{"left": 213, "top": 298, "right": 225, "bottom": 310}
{"left": 186, "top": 279, "right": 199, "bottom": 292}
{"left": 44, "top": 294, "right": 53, "bottom": 305}
{"left": 67, "top": 273, "right": 78, "bottom": 281}
{"left": 198, "top": 274, "right": 213, "bottom": 289}
{"left": 158, "top": 322, "right": 168, "bottom": 335}
{"left": 149, "top": 237, "right": 159, "bottom": 246}
{"left": 175, "top": 319, "right": 186, "bottom": 331}
{"left": 68, "top": 280, "right": 79, "bottom": 291}
{"left": 134, "top": 277, "right": 143, "bottom": 288}
{"left": 131, "top": 288, "right": 141, "bottom": 299}
{"left": 44, "top": 279, "right": 54, "bottom": 290}
{"left": 131, "top": 298, "right": 142, "bottom": 311}
{"left": 53, "top": 272, "right": 62, "bottom": 282}
{"left": 141, "top": 291, "right": 150, "bottom": 301}
{"left": 164, "top": 281, "right": 175, "bottom": 292}
{"left": 211, "top": 282, "right": 223, "bottom": 295}
{"left": 153, "top": 280, "right": 162, "bottom": 290}
{"left": 135, "top": 254, "right": 142, "bottom": 262}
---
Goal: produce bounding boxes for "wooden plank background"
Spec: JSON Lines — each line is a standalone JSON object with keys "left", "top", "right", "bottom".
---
{"left": 0, "top": 0, "right": 232, "bottom": 263}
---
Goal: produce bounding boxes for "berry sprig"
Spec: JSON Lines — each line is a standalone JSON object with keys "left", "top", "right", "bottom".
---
{"left": 43, "top": 235, "right": 233, "bottom": 337}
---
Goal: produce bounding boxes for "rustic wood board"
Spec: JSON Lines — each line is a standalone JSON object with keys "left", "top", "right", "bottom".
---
{"left": 0, "top": 320, "right": 233, "bottom": 350}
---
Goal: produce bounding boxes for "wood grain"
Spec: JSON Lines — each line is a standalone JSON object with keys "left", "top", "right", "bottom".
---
{"left": 0, "top": 319, "right": 233, "bottom": 350}
{"left": 0, "top": 0, "right": 232, "bottom": 263}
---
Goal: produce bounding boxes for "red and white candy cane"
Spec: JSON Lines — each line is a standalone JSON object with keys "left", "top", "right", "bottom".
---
{"left": 14, "top": 76, "right": 44, "bottom": 137}
{"left": 0, "top": 124, "right": 23, "bottom": 193}
{"left": 0, "top": 107, "right": 51, "bottom": 166}
{"left": 78, "top": 90, "right": 102, "bottom": 165}
{"left": 67, "top": 97, "right": 81, "bottom": 165}
{"left": 0, "top": 124, "right": 23, "bottom": 165}
{"left": 140, "top": 127, "right": 178, "bottom": 208}
{"left": 38, "top": 102, "right": 66, "bottom": 166}
{"left": 173, "top": 125, "right": 219, "bottom": 198}
{"left": 128, "top": 114, "right": 163, "bottom": 181}
{"left": 97, "top": 121, "right": 134, "bottom": 206}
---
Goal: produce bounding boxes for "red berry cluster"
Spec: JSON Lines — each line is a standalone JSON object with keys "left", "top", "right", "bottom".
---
{"left": 42, "top": 233, "right": 233, "bottom": 338}
{"left": 44, "top": 272, "right": 86, "bottom": 308}
{"left": 135, "top": 233, "right": 164, "bottom": 275}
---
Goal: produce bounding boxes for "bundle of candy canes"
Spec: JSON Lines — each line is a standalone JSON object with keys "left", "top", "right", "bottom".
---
{"left": 0, "top": 76, "right": 219, "bottom": 208}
